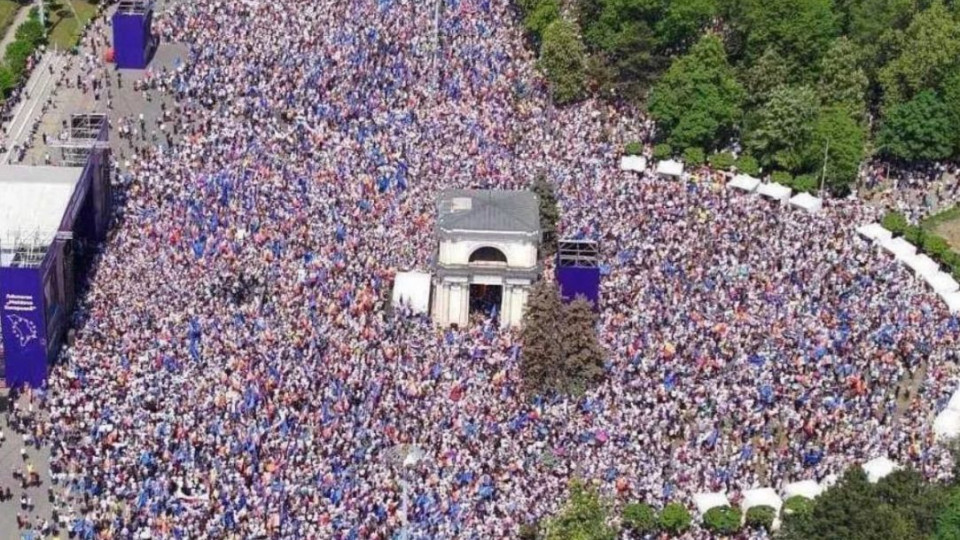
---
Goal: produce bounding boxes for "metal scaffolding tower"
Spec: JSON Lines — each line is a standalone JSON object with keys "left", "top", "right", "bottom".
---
{"left": 47, "top": 114, "right": 110, "bottom": 167}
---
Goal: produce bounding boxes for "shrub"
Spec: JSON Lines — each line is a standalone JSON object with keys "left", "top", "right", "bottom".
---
{"left": 15, "top": 19, "right": 44, "bottom": 47}
{"left": 5, "top": 39, "right": 33, "bottom": 76}
{"left": 708, "top": 152, "right": 736, "bottom": 171}
{"left": 771, "top": 170, "right": 793, "bottom": 186}
{"left": 538, "top": 19, "right": 587, "bottom": 105}
{"left": 653, "top": 143, "right": 673, "bottom": 160}
{"left": 903, "top": 225, "right": 925, "bottom": 246}
{"left": 659, "top": 502, "right": 691, "bottom": 535}
{"left": 682, "top": 147, "right": 706, "bottom": 167}
{"left": 793, "top": 174, "right": 819, "bottom": 193}
{"left": 882, "top": 211, "right": 909, "bottom": 236}
{"left": 518, "top": 522, "right": 540, "bottom": 540}
{"left": 783, "top": 495, "right": 814, "bottom": 517}
{"left": 703, "top": 506, "right": 742, "bottom": 535}
{"left": 745, "top": 505, "right": 776, "bottom": 531}
{"left": 622, "top": 502, "right": 657, "bottom": 534}
{"left": 624, "top": 141, "right": 643, "bottom": 156}
{"left": 0, "top": 66, "right": 15, "bottom": 95}
{"left": 735, "top": 154, "right": 760, "bottom": 176}
{"left": 923, "top": 234, "right": 952, "bottom": 260}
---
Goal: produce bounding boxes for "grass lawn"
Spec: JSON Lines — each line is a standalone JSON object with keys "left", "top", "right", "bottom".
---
{"left": 47, "top": 0, "right": 98, "bottom": 50}
{"left": 0, "top": 0, "right": 23, "bottom": 42}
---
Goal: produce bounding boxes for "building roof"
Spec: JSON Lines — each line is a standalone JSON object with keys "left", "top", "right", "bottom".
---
{"left": 0, "top": 165, "right": 85, "bottom": 262}
{"left": 437, "top": 189, "right": 540, "bottom": 235}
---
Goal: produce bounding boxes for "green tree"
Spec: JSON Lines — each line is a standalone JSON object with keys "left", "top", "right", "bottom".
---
{"left": 746, "top": 85, "right": 819, "bottom": 172}
{"left": 745, "top": 505, "right": 777, "bottom": 531}
{"left": 703, "top": 506, "right": 742, "bottom": 534}
{"left": 560, "top": 296, "right": 604, "bottom": 394}
{"left": 807, "top": 105, "right": 865, "bottom": 193}
{"left": 846, "top": 0, "right": 913, "bottom": 73}
{"left": 582, "top": 0, "right": 663, "bottom": 98}
{"left": 14, "top": 19, "right": 44, "bottom": 47}
{"left": 649, "top": 33, "right": 744, "bottom": 152}
{"left": 739, "top": 0, "right": 838, "bottom": 77}
{"left": 818, "top": 37, "right": 868, "bottom": 117}
{"left": 740, "top": 47, "right": 791, "bottom": 108}
{"left": 5, "top": 39, "right": 34, "bottom": 76}
{"left": 875, "top": 469, "right": 949, "bottom": 538}
{"left": 656, "top": 0, "right": 718, "bottom": 52}
{"left": 532, "top": 175, "right": 560, "bottom": 257}
{"left": 543, "top": 480, "right": 617, "bottom": 540}
{"left": 658, "top": 502, "right": 691, "bottom": 534}
{"left": 539, "top": 19, "right": 588, "bottom": 104}
{"left": 936, "top": 487, "right": 960, "bottom": 540}
{"left": 522, "top": 0, "right": 561, "bottom": 41}
{"left": 0, "top": 66, "right": 15, "bottom": 95}
{"left": 879, "top": 1, "right": 960, "bottom": 107}
{"left": 621, "top": 502, "right": 657, "bottom": 535}
{"left": 521, "top": 280, "right": 564, "bottom": 394}
{"left": 878, "top": 90, "right": 956, "bottom": 161}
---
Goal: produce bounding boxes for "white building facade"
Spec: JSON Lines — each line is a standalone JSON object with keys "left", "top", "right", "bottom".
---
{"left": 432, "top": 190, "right": 541, "bottom": 328}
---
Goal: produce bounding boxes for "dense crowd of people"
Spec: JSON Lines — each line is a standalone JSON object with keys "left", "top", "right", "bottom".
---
{"left": 4, "top": 0, "right": 959, "bottom": 538}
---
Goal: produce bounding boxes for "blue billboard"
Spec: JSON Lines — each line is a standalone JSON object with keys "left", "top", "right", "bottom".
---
{"left": 0, "top": 267, "right": 48, "bottom": 388}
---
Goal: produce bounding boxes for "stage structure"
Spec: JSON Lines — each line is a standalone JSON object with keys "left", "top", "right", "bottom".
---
{"left": 556, "top": 239, "right": 601, "bottom": 309}
{"left": 0, "top": 118, "right": 111, "bottom": 388}
{"left": 432, "top": 190, "right": 541, "bottom": 328}
{"left": 112, "top": 0, "right": 155, "bottom": 69}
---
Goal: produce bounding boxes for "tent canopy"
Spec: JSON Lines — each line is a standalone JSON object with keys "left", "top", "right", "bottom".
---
{"left": 880, "top": 237, "right": 917, "bottom": 260}
{"left": 902, "top": 253, "right": 940, "bottom": 276}
{"left": 693, "top": 492, "right": 729, "bottom": 514}
{"left": 742, "top": 487, "right": 783, "bottom": 512}
{"left": 922, "top": 270, "right": 960, "bottom": 294}
{"left": 729, "top": 174, "right": 761, "bottom": 192}
{"left": 934, "top": 408, "right": 960, "bottom": 441}
{"left": 656, "top": 159, "right": 684, "bottom": 178}
{"left": 788, "top": 192, "right": 823, "bottom": 213}
{"left": 856, "top": 223, "right": 893, "bottom": 243}
{"left": 863, "top": 456, "right": 900, "bottom": 483}
{"left": 941, "top": 291, "right": 960, "bottom": 314}
{"left": 392, "top": 271, "right": 432, "bottom": 314}
{"left": 783, "top": 480, "right": 823, "bottom": 500}
{"left": 620, "top": 155, "right": 647, "bottom": 173}
{"left": 757, "top": 182, "right": 792, "bottom": 202}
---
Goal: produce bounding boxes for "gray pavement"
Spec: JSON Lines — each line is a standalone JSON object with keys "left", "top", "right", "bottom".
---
{"left": 3, "top": 51, "right": 68, "bottom": 164}
{"left": 0, "top": 393, "right": 55, "bottom": 539}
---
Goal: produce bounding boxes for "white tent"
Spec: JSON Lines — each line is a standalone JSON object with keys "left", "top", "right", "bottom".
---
{"left": 934, "top": 408, "right": 960, "bottom": 441}
{"left": 619, "top": 155, "right": 647, "bottom": 173}
{"left": 820, "top": 474, "right": 839, "bottom": 490}
{"left": 656, "top": 159, "right": 684, "bottom": 178}
{"left": 949, "top": 389, "right": 960, "bottom": 411}
{"left": 693, "top": 492, "right": 729, "bottom": 515}
{"left": 757, "top": 182, "right": 792, "bottom": 202}
{"left": 880, "top": 237, "right": 917, "bottom": 260}
{"left": 922, "top": 270, "right": 960, "bottom": 294}
{"left": 863, "top": 456, "right": 900, "bottom": 483}
{"left": 783, "top": 480, "right": 824, "bottom": 500}
{"left": 902, "top": 253, "right": 940, "bottom": 276}
{"left": 856, "top": 223, "right": 893, "bottom": 243}
{"left": 940, "top": 291, "right": 960, "bottom": 314}
{"left": 392, "top": 271, "right": 432, "bottom": 314}
{"left": 729, "top": 174, "right": 761, "bottom": 192}
{"left": 788, "top": 192, "right": 823, "bottom": 213}
{"left": 741, "top": 488, "right": 782, "bottom": 513}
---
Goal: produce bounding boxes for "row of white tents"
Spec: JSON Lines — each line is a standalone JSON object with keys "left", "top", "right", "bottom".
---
{"left": 619, "top": 156, "right": 686, "bottom": 179}
{"left": 729, "top": 173, "right": 824, "bottom": 213}
{"left": 693, "top": 457, "right": 901, "bottom": 529}
{"left": 856, "top": 223, "right": 960, "bottom": 440}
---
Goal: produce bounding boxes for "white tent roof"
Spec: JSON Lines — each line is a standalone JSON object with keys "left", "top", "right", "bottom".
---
{"left": 940, "top": 291, "right": 960, "bottom": 314}
{"left": 788, "top": 192, "right": 823, "bottom": 213}
{"left": 0, "top": 165, "right": 85, "bottom": 257}
{"left": 783, "top": 480, "right": 823, "bottom": 500}
{"left": 880, "top": 237, "right": 917, "bottom": 259}
{"left": 922, "top": 270, "right": 960, "bottom": 294}
{"left": 902, "top": 253, "right": 940, "bottom": 276}
{"left": 949, "top": 389, "right": 960, "bottom": 411}
{"left": 693, "top": 492, "right": 729, "bottom": 514}
{"left": 757, "top": 182, "right": 792, "bottom": 202}
{"left": 856, "top": 223, "right": 893, "bottom": 243}
{"left": 656, "top": 159, "right": 684, "bottom": 178}
{"left": 741, "top": 487, "right": 782, "bottom": 513}
{"left": 863, "top": 456, "right": 900, "bottom": 483}
{"left": 729, "top": 174, "right": 761, "bottom": 192}
{"left": 619, "top": 155, "right": 647, "bottom": 173}
{"left": 392, "top": 271, "right": 432, "bottom": 314}
{"left": 934, "top": 408, "right": 960, "bottom": 441}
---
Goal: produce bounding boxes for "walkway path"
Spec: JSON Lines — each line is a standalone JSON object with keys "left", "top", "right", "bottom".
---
{"left": 0, "top": 2, "right": 34, "bottom": 56}
{"left": 2, "top": 51, "right": 68, "bottom": 164}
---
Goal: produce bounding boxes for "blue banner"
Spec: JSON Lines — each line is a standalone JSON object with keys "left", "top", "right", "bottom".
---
{"left": 1, "top": 267, "right": 48, "bottom": 388}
